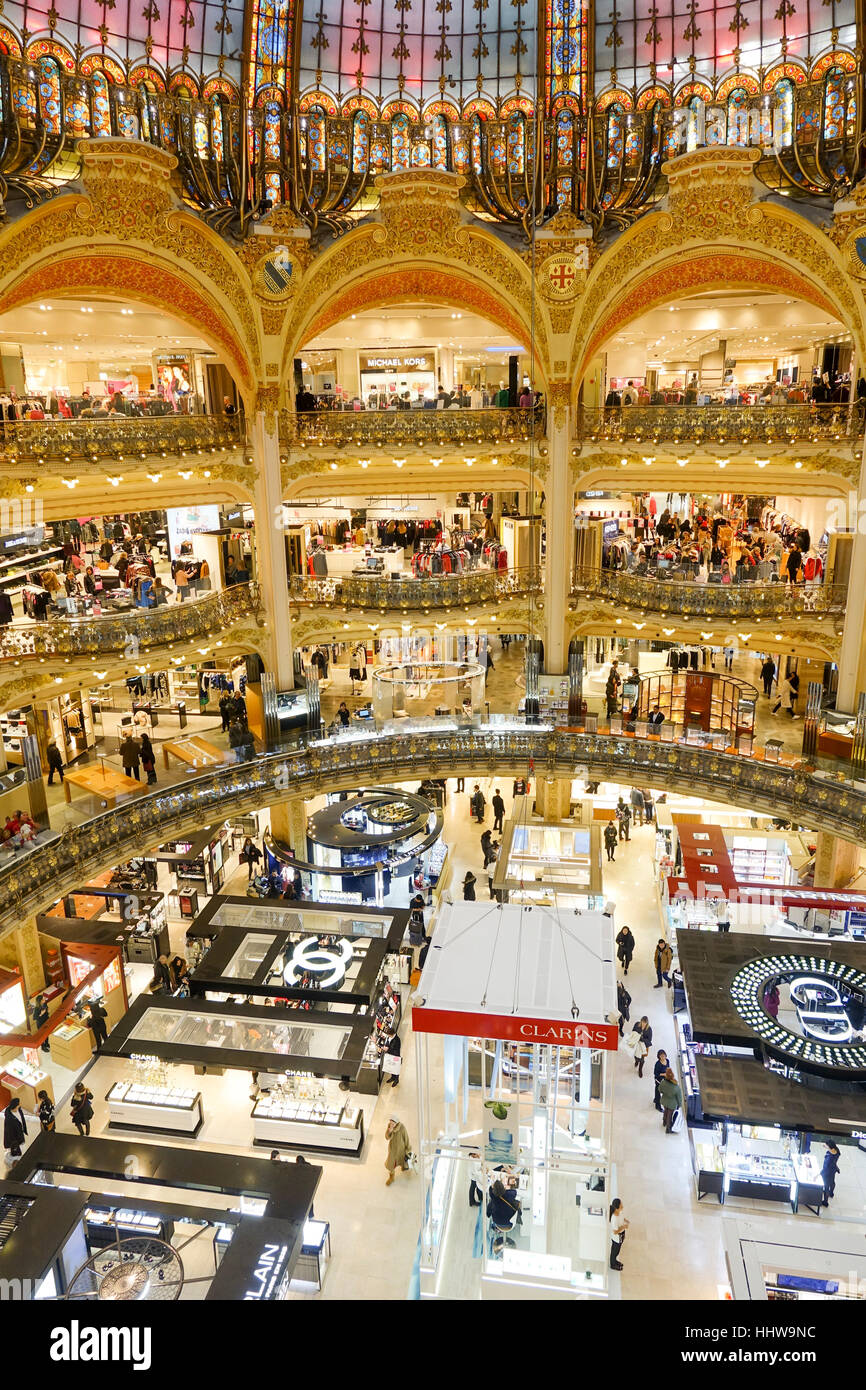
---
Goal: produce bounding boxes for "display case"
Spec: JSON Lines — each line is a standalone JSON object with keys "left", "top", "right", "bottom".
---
{"left": 817, "top": 708, "right": 856, "bottom": 761}
{"left": 84, "top": 1205, "right": 172, "bottom": 1248}
{"left": 106, "top": 1079, "right": 204, "bottom": 1136}
{"left": 48, "top": 1020, "right": 92, "bottom": 1070}
{"left": 0, "top": 969, "right": 27, "bottom": 1038}
{"left": 251, "top": 1095, "right": 364, "bottom": 1154}
{"left": 2, "top": 1054, "right": 54, "bottom": 1109}
{"left": 637, "top": 671, "right": 759, "bottom": 747}
{"left": 493, "top": 818, "right": 604, "bottom": 902}
{"left": 293, "top": 1219, "right": 331, "bottom": 1291}
{"left": 692, "top": 1122, "right": 825, "bottom": 1214}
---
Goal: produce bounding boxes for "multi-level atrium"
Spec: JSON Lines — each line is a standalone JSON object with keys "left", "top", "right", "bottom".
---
{"left": 0, "top": 0, "right": 863, "bottom": 1347}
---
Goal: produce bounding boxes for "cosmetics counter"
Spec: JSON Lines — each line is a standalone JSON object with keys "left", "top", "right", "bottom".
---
{"left": 12, "top": 1132, "right": 322, "bottom": 1300}
{"left": 101, "top": 997, "right": 386, "bottom": 1154}
{"left": 664, "top": 879, "right": 866, "bottom": 941}
{"left": 492, "top": 816, "right": 604, "bottom": 904}
{"left": 148, "top": 823, "right": 230, "bottom": 918}
{"left": 302, "top": 787, "right": 445, "bottom": 905}
{"left": 39, "top": 889, "right": 170, "bottom": 965}
{"left": 106, "top": 1079, "right": 204, "bottom": 1137}
{"left": 1, "top": 1052, "right": 54, "bottom": 1108}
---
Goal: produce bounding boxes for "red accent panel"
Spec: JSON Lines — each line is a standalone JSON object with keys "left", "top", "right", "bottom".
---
{"left": 413, "top": 1006, "right": 619, "bottom": 1050}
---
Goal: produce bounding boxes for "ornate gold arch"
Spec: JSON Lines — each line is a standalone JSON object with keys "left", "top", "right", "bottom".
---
{"left": 570, "top": 149, "right": 866, "bottom": 392}
{"left": 0, "top": 140, "right": 263, "bottom": 398}
{"left": 282, "top": 170, "right": 550, "bottom": 389}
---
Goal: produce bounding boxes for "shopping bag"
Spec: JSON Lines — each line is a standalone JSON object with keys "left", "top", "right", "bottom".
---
{"left": 382, "top": 1054, "right": 402, "bottom": 1077}
{"left": 409, "top": 968, "right": 422, "bottom": 988}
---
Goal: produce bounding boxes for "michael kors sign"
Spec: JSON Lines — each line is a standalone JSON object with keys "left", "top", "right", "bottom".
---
{"left": 359, "top": 352, "right": 433, "bottom": 371}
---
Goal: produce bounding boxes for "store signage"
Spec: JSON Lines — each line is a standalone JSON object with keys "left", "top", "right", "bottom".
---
{"left": 729, "top": 953, "right": 866, "bottom": 1072}
{"left": 413, "top": 1007, "right": 619, "bottom": 1050}
{"left": 243, "top": 1242, "right": 290, "bottom": 1301}
{"left": 283, "top": 936, "right": 354, "bottom": 990}
{"left": 359, "top": 353, "right": 432, "bottom": 371}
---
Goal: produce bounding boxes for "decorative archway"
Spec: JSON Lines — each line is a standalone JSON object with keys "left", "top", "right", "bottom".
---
{"left": 571, "top": 148, "right": 865, "bottom": 392}
{"left": 283, "top": 169, "right": 550, "bottom": 390}
{"left": 0, "top": 140, "right": 262, "bottom": 400}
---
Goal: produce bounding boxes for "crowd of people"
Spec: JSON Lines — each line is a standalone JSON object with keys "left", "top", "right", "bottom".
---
{"left": 296, "top": 382, "right": 544, "bottom": 413}
{"left": 603, "top": 503, "right": 819, "bottom": 590}
{"left": 603, "top": 371, "right": 857, "bottom": 410}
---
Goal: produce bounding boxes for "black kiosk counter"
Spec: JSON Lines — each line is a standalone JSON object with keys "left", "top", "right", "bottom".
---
{"left": 102, "top": 996, "right": 372, "bottom": 1154}
{"left": 676, "top": 930, "right": 866, "bottom": 1216}
{"left": 10, "top": 1132, "right": 324, "bottom": 1298}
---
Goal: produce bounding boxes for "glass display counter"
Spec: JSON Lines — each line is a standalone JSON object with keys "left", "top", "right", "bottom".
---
{"left": 637, "top": 670, "right": 758, "bottom": 749}
{"left": 106, "top": 1079, "right": 204, "bottom": 1136}
{"left": 693, "top": 1123, "right": 825, "bottom": 1214}
{"left": 251, "top": 1095, "right": 364, "bottom": 1155}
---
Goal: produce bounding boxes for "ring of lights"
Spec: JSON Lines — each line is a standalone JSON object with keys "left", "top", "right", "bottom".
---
{"left": 730, "top": 953, "right": 866, "bottom": 1073}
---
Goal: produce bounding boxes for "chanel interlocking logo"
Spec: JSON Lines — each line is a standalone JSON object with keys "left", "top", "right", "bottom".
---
{"left": 283, "top": 936, "right": 354, "bottom": 989}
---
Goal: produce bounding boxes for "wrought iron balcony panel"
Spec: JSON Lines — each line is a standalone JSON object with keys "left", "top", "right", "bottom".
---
{"left": 0, "top": 584, "right": 261, "bottom": 661}
{"left": 0, "top": 415, "right": 245, "bottom": 466}
{"left": 289, "top": 408, "right": 547, "bottom": 449}
{"left": 289, "top": 567, "right": 543, "bottom": 611}
{"left": 571, "top": 568, "right": 847, "bottom": 621}
{"left": 578, "top": 405, "right": 854, "bottom": 447}
{"left": 0, "top": 725, "right": 863, "bottom": 934}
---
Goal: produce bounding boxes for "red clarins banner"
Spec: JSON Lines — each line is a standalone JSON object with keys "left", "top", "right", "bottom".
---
{"left": 412, "top": 1007, "right": 619, "bottom": 1051}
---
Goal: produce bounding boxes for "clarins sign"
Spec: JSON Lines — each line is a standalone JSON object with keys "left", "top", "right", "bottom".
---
{"left": 359, "top": 352, "right": 433, "bottom": 371}
{"left": 413, "top": 1006, "right": 619, "bottom": 1050}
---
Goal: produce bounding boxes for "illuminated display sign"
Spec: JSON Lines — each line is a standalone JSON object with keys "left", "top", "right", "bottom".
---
{"left": 243, "top": 1242, "right": 290, "bottom": 1301}
{"left": 729, "top": 953, "right": 866, "bottom": 1072}
{"left": 283, "top": 936, "right": 354, "bottom": 990}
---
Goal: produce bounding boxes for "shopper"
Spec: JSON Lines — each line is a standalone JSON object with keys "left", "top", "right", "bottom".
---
{"left": 615, "top": 925, "right": 635, "bottom": 974}
{"left": 229, "top": 719, "right": 246, "bottom": 762}
{"left": 384, "top": 1031, "right": 402, "bottom": 1087}
{"left": 630, "top": 787, "right": 645, "bottom": 826}
{"left": 119, "top": 733, "right": 141, "bottom": 781}
{"left": 609, "top": 1198, "right": 628, "bottom": 1271}
{"left": 32, "top": 991, "right": 49, "bottom": 1039}
{"left": 139, "top": 732, "right": 157, "bottom": 785}
{"left": 46, "top": 739, "right": 64, "bottom": 785}
{"left": 37, "top": 1090, "right": 55, "bottom": 1133}
{"left": 455, "top": 775, "right": 465, "bottom": 792}
{"left": 337, "top": 701, "right": 351, "bottom": 727}
{"left": 219, "top": 692, "right": 232, "bottom": 732}
{"left": 763, "top": 981, "right": 780, "bottom": 1019}
{"left": 760, "top": 656, "right": 776, "bottom": 698}
{"left": 617, "top": 802, "right": 631, "bottom": 843}
{"left": 604, "top": 820, "right": 618, "bottom": 862}
{"left": 772, "top": 672, "right": 798, "bottom": 718}
{"left": 487, "top": 1179, "right": 521, "bottom": 1249}
{"left": 653, "top": 938, "right": 673, "bottom": 989}
{"left": 462, "top": 871, "right": 477, "bottom": 901}
{"left": 652, "top": 1049, "right": 669, "bottom": 1112}
{"left": 241, "top": 836, "right": 262, "bottom": 881}
{"left": 384, "top": 1116, "right": 411, "bottom": 1185}
{"left": 630, "top": 1016, "right": 653, "bottom": 1077}
{"left": 269, "top": 1150, "right": 282, "bottom": 1162}
{"left": 492, "top": 788, "right": 505, "bottom": 833}
{"left": 470, "top": 784, "right": 486, "bottom": 823}
{"left": 821, "top": 1141, "right": 841, "bottom": 1207}
{"left": 480, "top": 828, "right": 494, "bottom": 865}
{"left": 468, "top": 1151, "right": 485, "bottom": 1208}
{"left": 487, "top": 846, "right": 498, "bottom": 900}
{"left": 658, "top": 1067, "right": 683, "bottom": 1133}
{"left": 70, "top": 1083, "right": 94, "bottom": 1137}
{"left": 3, "top": 1097, "right": 26, "bottom": 1159}
{"left": 154, "top": 953, "right": 173, "bottom": 993}
{"left": 617, "top": 979, "right": 632, "bottom": 1036}
{"left": 512, "top": 776, "right": 527, "bottom": 797}
{"left": 87, "top": 996, "right": 108, "bottom": 1050}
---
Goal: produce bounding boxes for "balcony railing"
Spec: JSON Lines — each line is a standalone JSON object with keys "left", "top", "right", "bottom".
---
{"left": 571, "top": 568, "right": 847, "bottom": 620}
{"left": 288, "top": 407, "right": 547, "bottom": 449}
{"left": 289, "top": 567, "right": 542, "bottom": 610}
{"left": 0, "top": 724, "right": 862, "bottom": 934}
{"left": 0, "top": 583, "right": 261, "bottom": 662}
{"left": 0, "top": 414, "right": 245, "bottom": 464}
{"left": 578, "top": 404, "right": 856, "bottom": 447}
